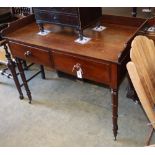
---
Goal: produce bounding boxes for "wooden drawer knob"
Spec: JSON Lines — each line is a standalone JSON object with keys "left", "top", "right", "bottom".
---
{"left": 24, "top": 51, "right": 32, "bottom": 57}
{"left": 72, "top": 63, "right": 83, "bottom": 79}
{"left": 72, "top": 63, "right": 81, "bottom": 72}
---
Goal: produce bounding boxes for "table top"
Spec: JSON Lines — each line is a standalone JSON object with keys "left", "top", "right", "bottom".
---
{"left": 4, "top": 14, "right": 146, "bottom": 63}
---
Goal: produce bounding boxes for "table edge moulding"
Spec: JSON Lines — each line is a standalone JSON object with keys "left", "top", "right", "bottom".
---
{"left": 1, "top": 12, "right": 149, "bottom": 140}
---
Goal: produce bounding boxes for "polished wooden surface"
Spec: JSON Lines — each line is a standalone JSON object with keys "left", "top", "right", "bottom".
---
{"left": 9, "top": 41, "right": 52, "bottom": 67}
{"left": 2, "top": 14, "right": 147, "bottom": 140}
{"left": 53, "top": 51, "right": 110, "bottom": 85}
{"left": 4, "top": 14, "right": 145, "bottom": 62}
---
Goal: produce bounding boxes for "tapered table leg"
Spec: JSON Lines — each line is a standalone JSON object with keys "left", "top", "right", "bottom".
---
{"left": 111, "top": 88, "right": 118, "bottom": 140}
{"left": 3, "top": 43, "right": 24, "bottom": 99}
{"left": 16, "top": 57, "right": 32, "bottom": 103}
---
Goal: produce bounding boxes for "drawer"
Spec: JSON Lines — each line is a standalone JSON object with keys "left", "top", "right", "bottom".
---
{"left": 34, "top": 7, "right": 78, "bottom": 15}
{"left": 34, "top": 10, "right": 79, "bottom": 26}
{"left": 53, "top": 52, "right": 110, "bottom": 85}
{"left": 9, "top": 42, "right": 52, "bottom": 67}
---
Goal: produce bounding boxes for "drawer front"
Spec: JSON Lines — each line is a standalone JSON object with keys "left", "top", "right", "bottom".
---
{"left": 9, "top": 42, "right": 52, "bottom": 67}
{"left": 34, "top": 10, "right": 79, "bottom": 26}
{"left": 53, "top": 52, "right": 110, "bottom": 85}
{"left": 34, "top": 7, "right": 78, "bottom": 15}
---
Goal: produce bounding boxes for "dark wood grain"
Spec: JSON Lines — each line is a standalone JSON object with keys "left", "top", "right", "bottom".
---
{"left": 2, "top": 14, "right": 147, "bottom": 140}
{"left": 1, "top": 14, "right": 35, "bottom": 37}
{"left": 9, "top": 41, "right": 52, "bottom": 67}
{"left": 3, "top": 15, "right": 144, "bottom": 63}
{"left": 53, "top": 51, "right": 110, "bottom": 85}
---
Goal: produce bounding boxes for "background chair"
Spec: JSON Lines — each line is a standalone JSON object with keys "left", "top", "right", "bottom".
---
{"left": 0, "top": 8, "right": 30, "bottom": 100}
{"left": 0, "top": 7, "right": 32, "bottom": 74}
{"left": 127, "top": 35, "right": 155, "bottom": 145}
{"left": 0, "top": 8, "right": 45, "bottom": 101}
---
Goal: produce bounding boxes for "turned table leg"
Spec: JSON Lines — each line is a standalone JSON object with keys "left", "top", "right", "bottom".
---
{"left": 3, "top": 43, "right": 24, "bottom": 99}
{"left": 15, "top": 57, "right": 32, "bottom": 103}
{"left": 111, "top": 88, "right": 118, "bottom": 140}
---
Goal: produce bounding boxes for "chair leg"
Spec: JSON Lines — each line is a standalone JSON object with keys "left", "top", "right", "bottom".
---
{"left": 146, "top": 126, "right": 154, "bottom": 146}
{"left": 40, "top": 65, "right": 45, "bottom": 79}
{"left": 3, "top": 43, "right": 24, "bottom": 99}
{"left": 0, "top": 67, "right": 13, "bottom": 79}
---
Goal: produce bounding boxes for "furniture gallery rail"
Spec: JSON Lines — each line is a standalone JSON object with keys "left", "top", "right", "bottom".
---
{"left": 2, "top": 14, "right": 146, "bottom": 140}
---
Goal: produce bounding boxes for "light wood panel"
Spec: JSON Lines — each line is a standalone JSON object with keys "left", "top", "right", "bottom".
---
{"left": 127, "top": 61, "right": 155, "bottom": 129}
{"left": 130, "top": 36, "right": 155, "bottom": 107}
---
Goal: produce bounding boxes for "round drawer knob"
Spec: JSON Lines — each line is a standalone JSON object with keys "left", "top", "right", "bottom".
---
{"left": 24, "top": 51, "right": 32, "bottom": 57}
{"left": 72, "top": 63, "right": 83, "bottom": 79}
{"left": 72, "top": 63, "right": 81, "bottom": 72}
